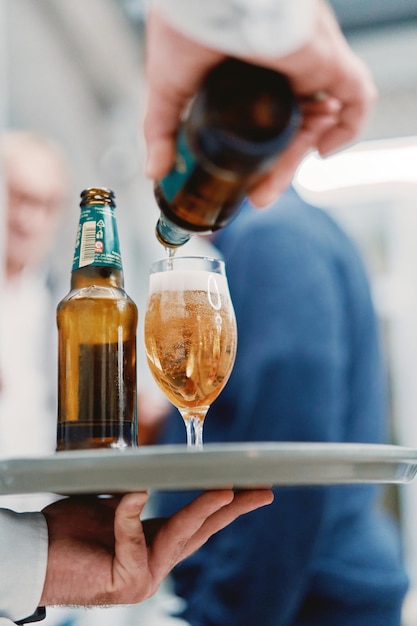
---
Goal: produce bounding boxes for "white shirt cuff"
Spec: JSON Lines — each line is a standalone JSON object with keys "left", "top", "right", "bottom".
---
{"left": 0, "top": 510, "right": 48, "bottom": 622}
{"left": 152, "top": 0, "right": 316, "bottom": 57}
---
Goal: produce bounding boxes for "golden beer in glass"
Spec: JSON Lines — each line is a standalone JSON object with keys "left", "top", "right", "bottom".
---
{"left": 144, "top": 256, "right": 237, "bottom": 448}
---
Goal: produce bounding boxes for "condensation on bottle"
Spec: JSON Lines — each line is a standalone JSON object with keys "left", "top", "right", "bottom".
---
{"left": 56, "top": 187, "right": 138, "bottom": 451}
{"left": 154, "top": 58, "right": 301, "bottom": 250}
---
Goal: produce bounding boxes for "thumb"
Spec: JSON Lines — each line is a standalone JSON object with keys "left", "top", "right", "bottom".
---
{"left": 113, "top": 492, "right": 150, "bottom": 573}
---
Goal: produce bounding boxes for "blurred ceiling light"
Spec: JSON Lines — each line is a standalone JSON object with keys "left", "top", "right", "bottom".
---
{"left": 295, "top": 136, "right": 417, "bottom": 195}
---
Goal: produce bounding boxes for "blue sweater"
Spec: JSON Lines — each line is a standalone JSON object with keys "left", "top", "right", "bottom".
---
{"left": 155, "top": 190, "right": 408, "bottom": 625}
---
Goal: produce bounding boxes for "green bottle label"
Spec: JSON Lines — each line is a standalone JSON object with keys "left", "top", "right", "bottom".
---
{"left": 159, "top": 127, "right": 197, "bottom": 202}
{"left": 72, "top": 204, "right": 122, "bottom": 271}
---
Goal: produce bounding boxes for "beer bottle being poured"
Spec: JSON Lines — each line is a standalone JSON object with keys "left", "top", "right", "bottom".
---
{"left": 56, "top": 188, "right": 138, "bottom": 451}
{"left": 154, "top": 58, "right": 301, "bottom": 250}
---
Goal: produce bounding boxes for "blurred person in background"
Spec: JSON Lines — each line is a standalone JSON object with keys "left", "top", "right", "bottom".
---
{"left": 145, "top": 186, "right": 409, "bottom": 626}
{"left": 0, "top": 130, "right": 75, "bottom": 626}
{"left": 0, "top": 131, "right": 69, "bottom": 462}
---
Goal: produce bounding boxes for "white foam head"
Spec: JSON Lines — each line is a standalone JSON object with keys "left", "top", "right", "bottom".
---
{"left": 149, "top": 269, "right": 229, "bottom": 295}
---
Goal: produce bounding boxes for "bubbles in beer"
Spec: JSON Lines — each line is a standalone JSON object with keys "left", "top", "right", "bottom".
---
{"left": 144, "top": 282, "right": 236, "bottom": 410}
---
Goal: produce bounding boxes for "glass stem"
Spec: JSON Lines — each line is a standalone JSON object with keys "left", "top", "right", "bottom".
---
{"left": 180, "top": 408, "right": 208, "bottom": 449}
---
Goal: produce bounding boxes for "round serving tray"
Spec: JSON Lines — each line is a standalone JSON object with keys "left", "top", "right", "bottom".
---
{"left": 0, "top": 442, "right": 416, "bottom": 495}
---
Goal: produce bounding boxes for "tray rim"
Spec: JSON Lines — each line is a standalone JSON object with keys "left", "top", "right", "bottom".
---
{"left": 1, "top": 442, "right": 416, "bottom": 495}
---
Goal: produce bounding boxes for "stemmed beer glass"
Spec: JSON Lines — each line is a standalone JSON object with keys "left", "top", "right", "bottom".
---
{"left": 144, "top": 256, "right": 237, "bottom": 448}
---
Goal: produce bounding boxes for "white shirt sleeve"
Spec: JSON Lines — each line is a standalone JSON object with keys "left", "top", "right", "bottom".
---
{"left": 152, "top": 0, "right": 316, "bottom": 57}
{"left": 0, "top": 510, "right": 48, "bottom": 622}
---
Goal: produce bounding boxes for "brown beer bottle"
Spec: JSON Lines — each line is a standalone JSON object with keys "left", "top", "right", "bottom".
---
{"left": 155, "top": 58, "right": 301, "bottom": 249}
{"left": 56, "top": 188, "right": 138, "bottom": 451}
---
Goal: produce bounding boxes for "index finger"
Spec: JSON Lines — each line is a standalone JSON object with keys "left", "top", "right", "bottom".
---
{"left": 179, "top": 489, "right": 274, "bottom": 561}
{"left": 317, "top": 64, "right": 377, "bottom": 156}
{"left": 148, "top": 489, "right": 274, "bottom": 577}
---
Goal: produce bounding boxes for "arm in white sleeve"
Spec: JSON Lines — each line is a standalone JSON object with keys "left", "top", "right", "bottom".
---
{"left": 152, "top": 0, "right": 316, "bottom": 57}
{"left": 0, "top": 510, "right": 48, "bottom": 623}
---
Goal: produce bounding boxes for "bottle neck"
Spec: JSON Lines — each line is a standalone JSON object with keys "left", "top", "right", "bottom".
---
{"left": 70, "top": 265, "right": 124, "bottom": 290}
{"left": 71, "top": 201, "right": 124, "bottom": 284}
{"left": 155, "top": 208, "right": 192, "bottom": 249}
